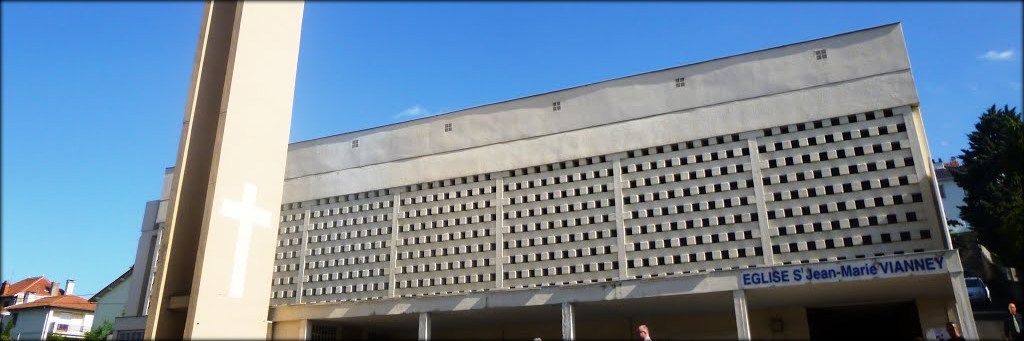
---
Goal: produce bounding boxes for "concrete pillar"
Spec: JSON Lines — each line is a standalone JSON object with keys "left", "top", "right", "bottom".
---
{"left": 747, "top": 139, "right": 775, "bottom": 265}
{"left": 611, "top": 157, "right": 629, "bottom": 280}
{"left": 418, "top": 312, "right": 431, "bottom": 341}
{"left": 733, "top": 290, "right": 751, "bottom": 341}
{"left": 562, "top": 302, "right": 576, "bottom": 341}
{"left": 949, "top": 272, "right": 979, "bottom": 340}
{"left": 389, "top": 193, "right": 401, "bottom": 297}
{"left": 495, "top": 177, "right": 506, "bottom": 289}
{"left": 297, "top": 209, "right": 311, "bottom": 304}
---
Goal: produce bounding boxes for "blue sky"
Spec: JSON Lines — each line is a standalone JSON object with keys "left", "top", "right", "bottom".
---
{"left": 2, "top": 2, "right": 1021, "bottom": 297}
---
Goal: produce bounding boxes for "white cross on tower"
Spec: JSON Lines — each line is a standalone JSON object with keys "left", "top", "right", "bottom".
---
{"left": 221, "top": 183, "right": 272, "bottom": 298}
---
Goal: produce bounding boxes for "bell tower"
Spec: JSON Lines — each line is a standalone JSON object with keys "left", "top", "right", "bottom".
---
{"left": 144, "top": 1, "right": 304, "bottom": 339}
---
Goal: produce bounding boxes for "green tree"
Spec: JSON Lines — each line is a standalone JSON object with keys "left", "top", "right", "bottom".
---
{"left": 1, "top": 318, "right": 13, "bottom": 341}
{"left": 84, "top": 321, "right": 113, "bottom": 341}
{"left": 952, "top": 105, "right": 1024, "bottom": 269}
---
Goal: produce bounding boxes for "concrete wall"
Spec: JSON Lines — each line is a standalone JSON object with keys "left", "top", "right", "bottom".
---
{"left": 916, "top": 297, "right": 956, "bottom": 336}
{"left": 115, "top": 169, "right": 173, "bottom": 334}
{"left": 266, "top": 19, "right": 958, "bottom": 311}
{"left": 271, "top": 319, "right": 307, "bottom": 340}
{"left": 281, "top": 24, "right": 916, "bottom": 204}
{"left": 122, "top": 200, "right": 162, "bottom": 320}
{"left": 749, "top": 307, "right": 810, "bottom": 340}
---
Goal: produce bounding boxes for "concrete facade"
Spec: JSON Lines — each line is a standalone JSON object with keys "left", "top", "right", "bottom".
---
{"left": 116, "top": 23, "right": 977, "bottom": 339}
{"left": 258, "top": 23, "right": 975, "bottom": 340}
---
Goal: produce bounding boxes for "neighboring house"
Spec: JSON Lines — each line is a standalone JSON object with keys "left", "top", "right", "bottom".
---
{"left": 6, "top": 294, "right": 94, "bottom": 340}
{"left": 1, "top": 276, "right": 66, "bottom": 328}
{"left": 933, "top": 159, "right": 969, "bottom": 233}
{"left": 89, "top": 268, "right": 133, "bottom": 332}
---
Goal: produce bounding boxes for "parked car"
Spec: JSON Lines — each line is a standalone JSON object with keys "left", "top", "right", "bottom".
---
{"left": 964, "top": 277, "right": 991, "bottom": 307}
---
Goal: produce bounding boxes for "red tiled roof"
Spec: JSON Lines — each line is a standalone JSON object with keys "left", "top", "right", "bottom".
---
{"left": 6, "top": 295, "right": 95, "bottom": 312}
{"left": 0, "top": 276, "right": 55, "bottom": 296}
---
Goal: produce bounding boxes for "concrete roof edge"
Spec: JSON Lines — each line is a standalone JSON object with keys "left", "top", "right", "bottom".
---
{"left": 285, "top": 22, "right": 903, "bottom": 149}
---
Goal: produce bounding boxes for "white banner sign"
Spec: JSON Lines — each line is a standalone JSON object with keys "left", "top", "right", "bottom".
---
{"left": 740, "top": 252, "right": 949, "bottom": 289}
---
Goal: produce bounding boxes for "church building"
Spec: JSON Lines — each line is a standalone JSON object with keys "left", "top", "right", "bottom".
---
{"left": 118, "top": 23, "right": 977, "bottom": 340}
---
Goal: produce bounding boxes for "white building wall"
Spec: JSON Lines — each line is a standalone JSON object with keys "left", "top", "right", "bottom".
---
{"left": 937, "top": 176, "right": 968, "bottom": 232}
{"left": 92, "top": 278, "right": 131, "bottom": 330}
{"left": 47, "top": 309, "right": 92, "bottom": 337}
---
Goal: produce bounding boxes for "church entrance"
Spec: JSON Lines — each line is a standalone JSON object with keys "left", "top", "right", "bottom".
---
{"left": 807, "top": 301, "right": 922, "bottom": 340}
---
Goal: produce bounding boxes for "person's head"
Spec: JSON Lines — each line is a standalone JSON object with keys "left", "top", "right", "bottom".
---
{"left": 637, "top": 325, "right": 650, "bottom": 339}
{"left": 945, "top": 322, "right": 961, "bottom": 337}
{"left": 1011, "top": 302, "right": 1018, "bottom": 315}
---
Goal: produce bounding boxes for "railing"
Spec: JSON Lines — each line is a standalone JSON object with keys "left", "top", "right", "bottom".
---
{"left": 49, "top": 321, "right": 88, "bottom": 336}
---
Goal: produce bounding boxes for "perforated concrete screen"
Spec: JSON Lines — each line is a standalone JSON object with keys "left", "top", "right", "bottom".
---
{"left": 620, "top": 132, "right": 764, "bottom": 278}
{"left": 265, "top": 25, "right": 950, "bottom": 311}
{"left": 757, "top": 107, "right": 941, "bottom": 263}
{"left": 395, "top": 175, "right": 498, "bottom": 296}
{"left": 271, "top": 102, "right": 942, "bottom": 304}
{"left": 272, "top": 191, "right": 396, "bottom": 304}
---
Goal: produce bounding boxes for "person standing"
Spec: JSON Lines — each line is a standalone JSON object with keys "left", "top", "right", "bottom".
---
{"left": 1007, "top": 303, "right": 1023, "bottom": 341}
{"left": 637, "top": 324, "right": 653, "bottom": 341}
{"left": 946, "top": 322, "right": 966, "bottom": 341}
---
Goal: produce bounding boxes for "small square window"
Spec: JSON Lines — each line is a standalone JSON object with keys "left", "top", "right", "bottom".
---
{"left": 675, "top": 77, "right": 686, "bottom": 87}
{"left": 444, "top": 123, "right": 453, "bottom": 132}
{"left": 814, "top": 49, "right": 827, "bottom": 60}
{"left": 351, "top": 140, "right": 359, "bottom": 148}
{"left": 552, "top": 101, "right": 561, "bottom": 111}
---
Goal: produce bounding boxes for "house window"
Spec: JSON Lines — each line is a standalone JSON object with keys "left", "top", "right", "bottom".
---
{"left": 56, "top": 323, "right": 69, "bottom": 332}
{"left": 444, "top": 123, "right": 453, "bottom": 132}
{"left": 675, "top": 77, "right": 686, "bottom": 87}
{"left": 939, "top": 184, "right": 946, "bottom": 198}
{"left": 814, "top": 49, "right": 827, "bottom": 60}
{"left": 351, "top": 139, "right": 359, "bottom": 148}
{"left": 552, "top": 101, "right": 561, "bottom": 111}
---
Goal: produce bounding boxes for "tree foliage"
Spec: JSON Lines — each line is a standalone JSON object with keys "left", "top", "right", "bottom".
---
{"left": 1, "top": 318, "right": 13, "bottom": 341}
{"left": 84, "top": 321, "right": 113, "bottom": 341}
{"left": 952, "top": 105, "right": 1024, "bottom": 267}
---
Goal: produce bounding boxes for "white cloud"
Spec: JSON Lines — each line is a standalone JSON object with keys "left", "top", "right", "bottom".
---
{"left": 978, "top": 50, "right": 1014, "bottom": 61}
{"left": 394, "top": 104, "right": 430, "bottom": 119}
